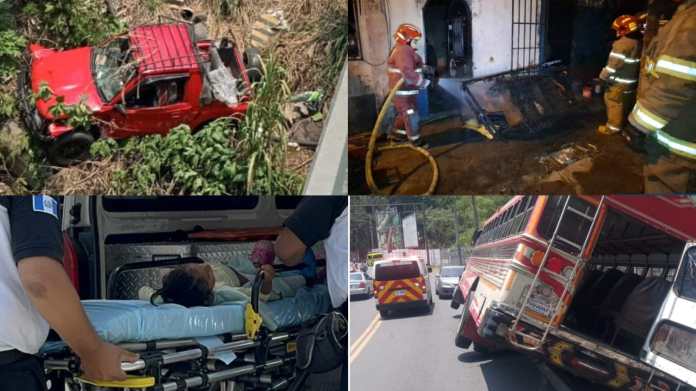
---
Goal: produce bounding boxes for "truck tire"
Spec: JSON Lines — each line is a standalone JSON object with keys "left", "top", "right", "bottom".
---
{"left": 244, "top": 48, "right": 263, "bottom": 84}
{"left": 48, "top": 130, "right": 94, "bottom": 166}
{"left": 455, "top": 293, "right": 473, "bottom": 349}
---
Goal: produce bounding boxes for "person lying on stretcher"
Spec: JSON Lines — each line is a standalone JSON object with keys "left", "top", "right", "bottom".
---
{"left": 138, "top": 241, "right": 318, "bottom": 307}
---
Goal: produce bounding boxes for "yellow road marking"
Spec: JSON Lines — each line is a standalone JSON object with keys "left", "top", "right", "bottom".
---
{"left": 350, "top": 313, "right": 381, "bottom": 364}
{"left": 350, "top": 313, "right": 379, "bottom": 351}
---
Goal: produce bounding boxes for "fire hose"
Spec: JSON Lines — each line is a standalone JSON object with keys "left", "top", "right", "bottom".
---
{"left": 365, "top": 79, "right": 439, "bottom": 195}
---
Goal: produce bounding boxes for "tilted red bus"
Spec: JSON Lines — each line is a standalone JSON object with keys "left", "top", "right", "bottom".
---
{"left": 452, "top": 195, "right": 696, "bottom": 391}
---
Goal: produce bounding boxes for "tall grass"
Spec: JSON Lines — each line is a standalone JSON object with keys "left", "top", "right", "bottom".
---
{"left": 237, "top": 55, "right": 302, "bottom": 194}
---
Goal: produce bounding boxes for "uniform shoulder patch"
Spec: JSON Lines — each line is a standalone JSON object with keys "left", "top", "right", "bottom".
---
{"left": 32, "top": 195, "right": 59, "bottom": 219}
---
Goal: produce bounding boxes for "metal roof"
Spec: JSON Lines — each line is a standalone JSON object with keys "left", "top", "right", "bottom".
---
{"left": 130, "top": 23, "right": 199, "bottom": 74}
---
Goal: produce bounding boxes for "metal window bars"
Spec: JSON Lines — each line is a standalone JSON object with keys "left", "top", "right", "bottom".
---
{"left": 511, "top": 0, "right": 548, "bottom": 73}
{"left": 507, "top": 195, "right": 606, "bottom": 351}
{"left": 129, "top": 22, "right": 205, "bottom": 74}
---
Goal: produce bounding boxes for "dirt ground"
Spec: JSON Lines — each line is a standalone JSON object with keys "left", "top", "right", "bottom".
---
{"left": 350, "top": 109, "right": 646, "bottom": 195}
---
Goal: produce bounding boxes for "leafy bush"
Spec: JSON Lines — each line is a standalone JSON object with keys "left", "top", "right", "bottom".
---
{"left": 0, "top": 92, "right": 16, "bottom": 121}
{"left": 0, "top": 30, "right": 25, "bottom": 81}
{"left": 22, "top": 0, "right": 125, "bottom": 48}
{"left": 90, "top": 118, "right": 301, "bottom": 195}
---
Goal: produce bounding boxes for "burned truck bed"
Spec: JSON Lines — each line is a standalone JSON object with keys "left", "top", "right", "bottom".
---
{"left": 460, "top": 66, "right": 583, "bottom": 140}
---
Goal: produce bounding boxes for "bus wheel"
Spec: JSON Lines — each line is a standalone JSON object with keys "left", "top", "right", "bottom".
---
{"left": 455, "top": 295, "right": 473, "bottom": 349}
{"left": 473, "top": 343, "right": 490, "bottom": 354}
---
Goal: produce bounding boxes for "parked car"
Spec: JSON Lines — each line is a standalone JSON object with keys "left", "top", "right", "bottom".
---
{"left": 350, "top": 271, "right": 373, "bottom": 299}
{"left": 19, "top": 23, "right": 262, "bottom": 165}
{"left": 435, "top": 265, "right": 465, "bottom": 299}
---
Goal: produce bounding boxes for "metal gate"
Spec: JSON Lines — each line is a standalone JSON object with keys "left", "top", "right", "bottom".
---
{"left": 511, "top": 0, "right": 548, "bottom": 71}
{"left": 450, "top": 17, "right": 467, "bottom": 59}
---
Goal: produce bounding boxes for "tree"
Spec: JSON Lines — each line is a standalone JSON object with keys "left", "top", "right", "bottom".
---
{"left": 349, "top": 196, "right": 512, "bottom": 259}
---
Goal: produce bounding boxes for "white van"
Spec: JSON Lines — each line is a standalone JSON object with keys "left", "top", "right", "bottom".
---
{"left": 641, "top": 242, "right": 696, "bottom": 388}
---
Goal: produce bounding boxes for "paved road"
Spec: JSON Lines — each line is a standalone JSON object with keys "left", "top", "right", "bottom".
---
{"left": 349, "top": 278, "right": 600, "bottom": 391}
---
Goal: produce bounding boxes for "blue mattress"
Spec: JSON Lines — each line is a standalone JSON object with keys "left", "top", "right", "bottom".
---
{"left": 41, "top": 285, "right": 330, "bottom": 353}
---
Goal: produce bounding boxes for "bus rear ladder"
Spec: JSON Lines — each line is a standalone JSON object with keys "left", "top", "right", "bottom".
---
{"left": 507, "top": 196, "right": 605, "bottom": 351}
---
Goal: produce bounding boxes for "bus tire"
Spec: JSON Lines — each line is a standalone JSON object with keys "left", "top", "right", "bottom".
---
{"left": 451, "top": 286, "right": 463, "bottom": 309}
{"left": 455, "top": 294, "right": 473, "bottom": 349}
{"left": 473, "top": 343, "right": 490, "bottom": 354}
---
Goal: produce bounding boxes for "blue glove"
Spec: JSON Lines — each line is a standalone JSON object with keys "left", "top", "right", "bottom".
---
{"left": 300, "top": 248, "right": 317, "bottom": 280}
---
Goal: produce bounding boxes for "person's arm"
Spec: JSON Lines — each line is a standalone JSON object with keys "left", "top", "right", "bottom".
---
{"left": 395, "top": 47, "right": 423, "bottom": 88}
{"left": 274, "top": 228, "right": 307, "bottom": 266}
{"left": 600, "top": 40, "right": 628, "bottom": 80}
{"left": 8, "top": 197, "right": 137, "bottom": 381}
{"left": 629, "top": 23, "right": 696, "bottom": 134}
{"left": 18, "top": 258, "right": 138, "bottom": 381}
{"left": 275, "top": 197, "right": 347, "bottom": 266}
{"left": 259, "top": 264, "right": 275, "bottom": 295}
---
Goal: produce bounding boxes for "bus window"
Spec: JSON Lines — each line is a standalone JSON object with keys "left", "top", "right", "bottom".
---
{"left": 375, "top": 262, "right": 421, "bottom": 281}
{"left": 677, "top": 247, "right": 696, "bottom": 300}
{"left": 538, "top": 196, "right": 597, "bottom": 255}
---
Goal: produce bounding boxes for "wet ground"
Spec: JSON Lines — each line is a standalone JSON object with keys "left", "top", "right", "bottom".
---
{"left": 349, "top": 109, "right": 646, "bottom": 195}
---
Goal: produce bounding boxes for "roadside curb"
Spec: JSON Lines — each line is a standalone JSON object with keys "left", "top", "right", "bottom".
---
{"left": 537, "top": 363, "right": 574, "bottom": 391}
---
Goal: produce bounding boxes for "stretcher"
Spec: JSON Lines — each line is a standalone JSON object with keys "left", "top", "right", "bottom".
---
{"left": 41, "top": 258, "right": 342, "bottom": 391}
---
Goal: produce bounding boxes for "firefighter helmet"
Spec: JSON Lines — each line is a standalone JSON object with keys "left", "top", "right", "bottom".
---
{"left": 612, "top": 15, "right": 640, "bottom": 37}
{"left": 394, "top": 23, "right": 422, "bottom": 44}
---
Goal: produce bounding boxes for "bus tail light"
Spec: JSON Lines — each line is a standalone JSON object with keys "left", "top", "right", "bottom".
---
{"left": 650, "top": 321, "right": 696, "bottom": 371}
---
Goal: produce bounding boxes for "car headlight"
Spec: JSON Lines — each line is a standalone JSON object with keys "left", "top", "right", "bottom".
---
{"left": 650, "top": 321, "right": 696, "bottom": 372}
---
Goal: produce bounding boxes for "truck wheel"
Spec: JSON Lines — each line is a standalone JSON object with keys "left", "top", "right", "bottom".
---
{"left": 48, "top": 130, "right": 94, "bottom": 166}
{"left": 244, "top": 48, "right": 263, "bottom": 84}
{"left": 455, "top": 294, "right": 473, "bottom": 349}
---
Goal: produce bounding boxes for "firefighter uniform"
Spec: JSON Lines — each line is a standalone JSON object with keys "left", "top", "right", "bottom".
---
{"left": 387, "top": 42, "right": 427, "bottom": 143}
{"left": 628, "top": 0, "right": 696, "bottom": 193}
{"left": 599, "top": 36, "right": 642, "bottom": 134}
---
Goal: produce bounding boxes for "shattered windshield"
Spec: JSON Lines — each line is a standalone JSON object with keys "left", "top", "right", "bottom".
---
{"left": 677, "top": 247, "right": 696, "bottom": 300}
{"left": 93, "top": 37, "right": 136, "bottom": 102}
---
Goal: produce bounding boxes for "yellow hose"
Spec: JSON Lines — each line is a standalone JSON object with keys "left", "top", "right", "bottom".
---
{"left": 365, "top": 79, "right": 440, "bottom": 195}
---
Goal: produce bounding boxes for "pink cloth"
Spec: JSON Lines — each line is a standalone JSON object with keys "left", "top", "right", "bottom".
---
{"left": 251, "top": 240, "right": 275, "bottom": 265}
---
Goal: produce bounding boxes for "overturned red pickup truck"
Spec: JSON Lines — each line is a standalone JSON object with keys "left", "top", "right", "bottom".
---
{"left": 18, "top": 23, "right": 261, "bottom": 165}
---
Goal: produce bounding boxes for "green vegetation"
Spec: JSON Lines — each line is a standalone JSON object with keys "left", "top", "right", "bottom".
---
{"left": 0, "top": 0, "right": 346, "bottom": 194}
{"left": 21, "top": 0, "right": 125, "bottom": 47}
{"left": 84, "top": 57, "right": 301, "bottom": 195}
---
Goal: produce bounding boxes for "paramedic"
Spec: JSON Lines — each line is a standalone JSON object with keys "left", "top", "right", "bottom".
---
{"left": 274, "top": 196, "right": 348, "bottom": 391}
{"left": 597, "top": 15, "right": 642, "bottom": 135}
{"left": 387, "top": 23, "right": 430, "bottom": 148}
{"left": 0, "top": 196, "right": 138, "bottom": 391}
{"left": 627, "top": 0, "right": 696, "bottom": 192}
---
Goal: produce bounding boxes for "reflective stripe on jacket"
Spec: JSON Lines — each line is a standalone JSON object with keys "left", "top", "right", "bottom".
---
{"left": 629, "top": 0, "right": 696, "bottom": 159}
{"left": 388, "top": 42, "right": 424, "bottom": 97}
{"left": 599, "top": 36, "right": 641, "bottom": 86}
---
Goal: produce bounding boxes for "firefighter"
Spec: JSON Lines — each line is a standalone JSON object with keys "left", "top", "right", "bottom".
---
{"left": 597, "top": 15, "right": 642, "bottom": 135}
{"left": 627, "top": 0, "right": 696, "bottom": 193}
{"left": 387, "top": 23, "right": 430, "bottom": 148}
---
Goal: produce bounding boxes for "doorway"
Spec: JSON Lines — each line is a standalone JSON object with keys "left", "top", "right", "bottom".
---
{"left": 423, "top": 0, "right": 472, "bottom": 79}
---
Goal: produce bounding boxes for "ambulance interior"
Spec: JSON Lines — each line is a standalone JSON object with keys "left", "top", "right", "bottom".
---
{"left": 559, "top": 204, "right": 684, "bottom": 358}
